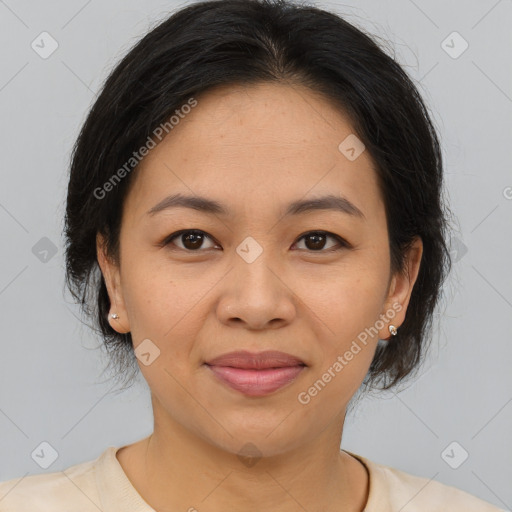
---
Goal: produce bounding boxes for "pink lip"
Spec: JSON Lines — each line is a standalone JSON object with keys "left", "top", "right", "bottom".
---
{"left": 204, "top": 350, "right": 306, "bottom": 397}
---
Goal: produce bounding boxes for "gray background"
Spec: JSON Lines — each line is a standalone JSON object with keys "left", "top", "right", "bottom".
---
{"left": 0, "top": 0, "right": 511, "bottom": 509}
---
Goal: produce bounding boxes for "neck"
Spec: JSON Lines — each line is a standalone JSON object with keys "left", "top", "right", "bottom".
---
{"left": 117, "top": 402, "right": 369, "bottom": 512}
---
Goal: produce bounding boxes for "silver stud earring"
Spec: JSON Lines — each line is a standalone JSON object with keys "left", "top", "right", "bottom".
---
{"left": 111, "top": 313, "right": 119, "bottom": 320}
{"left": 388, "top": 324, "right": 398, "bottom": 336}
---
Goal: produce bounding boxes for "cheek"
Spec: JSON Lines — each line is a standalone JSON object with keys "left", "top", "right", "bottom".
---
{"left": 307, "top": 257, "right": 389, "bottom": 382}
{"left": 299, "top": 285, "right": 383, "bottom": 411}
{"left": 314, "top": 259, "right": 388, "bottom": 333}
{"left": 120, "top": 255, "right": 201, "bottom": 351}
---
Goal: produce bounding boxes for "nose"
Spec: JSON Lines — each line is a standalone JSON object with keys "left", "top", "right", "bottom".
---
{"left": 216, "top": 250, "right": 296, "bottom": 330}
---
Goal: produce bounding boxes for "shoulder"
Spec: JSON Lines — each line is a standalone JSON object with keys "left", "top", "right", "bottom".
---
{"left": 0, "top": 451, "right": 103, "bottom": 512}
{"left": 345, "top": 451, "right": 506, "bottom": 512}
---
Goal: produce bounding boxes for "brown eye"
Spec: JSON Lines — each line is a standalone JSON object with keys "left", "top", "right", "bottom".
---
{"left": 294, "top": 231, "right": 347, "bottom": 252}
{"left": 163, "top": 230, "right": 348, "bottom": 253}
{"left": 165, "top": 230, "right": 216, "bottom": 251}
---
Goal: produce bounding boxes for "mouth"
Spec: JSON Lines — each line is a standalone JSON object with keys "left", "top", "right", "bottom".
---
{"left": 204, "top": 350, "right": 307, "bottom": 397}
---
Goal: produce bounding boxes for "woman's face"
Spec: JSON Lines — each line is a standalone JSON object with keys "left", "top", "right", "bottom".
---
{"left": 98, "top": 82, "right": 422, "bottom": 457}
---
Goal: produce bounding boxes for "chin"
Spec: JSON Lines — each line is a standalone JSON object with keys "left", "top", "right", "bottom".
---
{"left": 199, "top": 418, "right": 308, "bottom": 461}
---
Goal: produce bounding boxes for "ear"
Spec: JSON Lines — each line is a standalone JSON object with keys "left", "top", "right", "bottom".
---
{"left": 96, "top": 233, "right": 131, "bottom": 334}
{"left": 378, "top": 236, "right": 423, "bottom": 340}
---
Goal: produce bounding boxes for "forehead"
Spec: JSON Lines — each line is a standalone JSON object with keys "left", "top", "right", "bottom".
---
{"left": 164, "top": 81, "right": 358, "bottom": 149}
{"left": 124, "top": 82, "right": 383, "bottom": 223}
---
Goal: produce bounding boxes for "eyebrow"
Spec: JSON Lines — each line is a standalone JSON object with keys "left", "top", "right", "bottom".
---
{"left": 146, "top": 193, "right": 365, "bottom": 220}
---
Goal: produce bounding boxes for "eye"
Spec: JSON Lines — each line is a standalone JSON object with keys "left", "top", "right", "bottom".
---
{"left": 163, "top": 229, "right": 218, "bottom": 251}
{"left": 163, "top": 229, "right": 348, "bottom": 253}
{"left": 293, "top": 231, "right": 348, "bottom": 252}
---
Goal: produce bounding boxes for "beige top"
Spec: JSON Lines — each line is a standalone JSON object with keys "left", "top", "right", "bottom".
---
{"left": 0, "top": 446, "right": 504, "bottom": 511}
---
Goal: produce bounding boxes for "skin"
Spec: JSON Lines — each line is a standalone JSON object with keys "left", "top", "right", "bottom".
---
{"left": 97, "top": 81, "right": 423, "bottom": 512}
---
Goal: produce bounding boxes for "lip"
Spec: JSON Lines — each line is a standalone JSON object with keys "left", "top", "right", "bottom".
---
{"left": 204, "top": 350, "right": 307, "bottom": 397}
{"left": 205, "top": 350, "right": 306, "bottom": 369}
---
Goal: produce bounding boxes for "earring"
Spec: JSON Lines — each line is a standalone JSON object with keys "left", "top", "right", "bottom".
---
{"left": 388, "top": 324, "right": 398, "bottom": 336}
{"left": 111, "top": 313, "right": 119, "bottom": 320}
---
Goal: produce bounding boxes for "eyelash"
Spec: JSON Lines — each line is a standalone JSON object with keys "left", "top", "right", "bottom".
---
{"left": 162, "top": 229, "right": 350, "bottom": 253}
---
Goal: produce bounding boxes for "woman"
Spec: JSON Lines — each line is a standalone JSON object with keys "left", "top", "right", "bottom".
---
{"left": 0, "top": 0, "right": 504, "bottom": 510}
